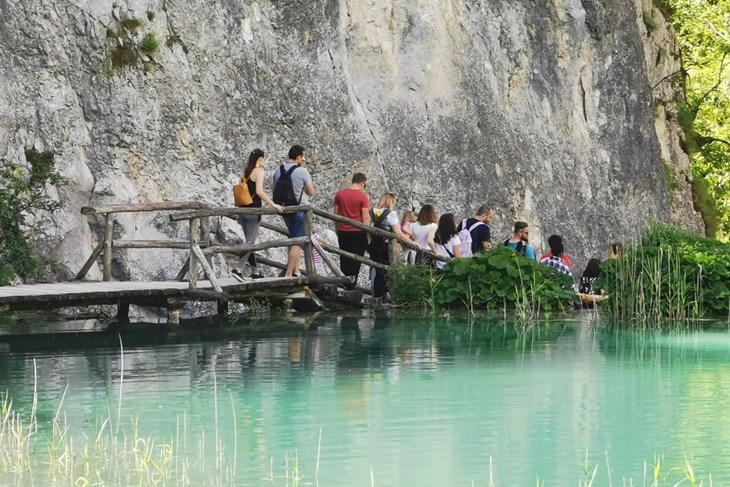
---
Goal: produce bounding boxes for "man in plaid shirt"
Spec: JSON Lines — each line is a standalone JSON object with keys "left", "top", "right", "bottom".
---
{"left": 539, "top": 235, "right": 572, "bottom": 276}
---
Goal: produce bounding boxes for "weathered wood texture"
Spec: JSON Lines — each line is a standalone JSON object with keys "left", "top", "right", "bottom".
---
{"left": 0, "top": 278, "right": 317, "bottom": 312}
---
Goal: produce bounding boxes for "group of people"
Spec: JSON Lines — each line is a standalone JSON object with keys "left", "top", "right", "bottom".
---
{"left": 232, "top": 145, "right": 620, "bottom": 304}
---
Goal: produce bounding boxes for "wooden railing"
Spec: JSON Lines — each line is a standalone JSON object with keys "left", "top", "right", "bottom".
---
{"left": 78, "top": 202, "right": 448, "bottom": 292}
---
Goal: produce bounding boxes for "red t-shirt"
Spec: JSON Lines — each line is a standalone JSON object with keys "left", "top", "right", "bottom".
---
{"left": 334, "top": 188, "right": 370, "bottom": 232}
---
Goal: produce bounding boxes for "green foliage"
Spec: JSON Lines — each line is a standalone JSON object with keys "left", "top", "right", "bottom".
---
{"left": 140, "top": 33, "right": 160, "bottom": 54}
{"left": 388, "top": 264, "right": 439, "bottom": 310}
{"left": 437, "top": 247, "right": 578, "bottom": 312}
{"left": 597, "top": 223, "right": 730, "bottom": 326}
{"left": 0, "top": 264, "right": 16, "bottom": 286}
{"left": 0, "top": 149, "right": 65, "bottom": 284}
{"left": 104, "top": 13, "right": 161, "bottom": 72}
{"left": 388, "top": 247, "right": 579, "bottom": 313}
{"left": 691, "top": 177, "right": 721, "bottom": 237}
{"left": 662, "top": 0, "right": 730, "bottom": 238}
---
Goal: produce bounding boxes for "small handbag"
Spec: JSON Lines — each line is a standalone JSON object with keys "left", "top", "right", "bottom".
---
{"left": 233, "top": 176, "right": 253, "bottom": 207}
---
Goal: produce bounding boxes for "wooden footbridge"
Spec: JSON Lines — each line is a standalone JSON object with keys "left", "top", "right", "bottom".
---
{"left": 0, "top": 202, "right": 446, "bottom": 323}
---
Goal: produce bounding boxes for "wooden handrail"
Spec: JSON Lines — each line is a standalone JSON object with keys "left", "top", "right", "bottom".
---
{"left": 169, "top": 205, "right": 310, "bottom": 221}
{"left": 78, "top": 201, "right": 450, "bottom": 292}
{"left": 82, "top": 202, "right": 211, "bottom": 215}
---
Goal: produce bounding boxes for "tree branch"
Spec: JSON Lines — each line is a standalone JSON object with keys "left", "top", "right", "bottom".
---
{"left": 697, "top": 135, "right": 730, "bottom": 149}
{"left": 691, "top": 52, "right": 727, "bottom": 115}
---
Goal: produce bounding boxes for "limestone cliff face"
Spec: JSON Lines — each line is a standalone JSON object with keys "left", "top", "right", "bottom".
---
{"left": 0, "top": 0, "right": 703, "bottom": 280}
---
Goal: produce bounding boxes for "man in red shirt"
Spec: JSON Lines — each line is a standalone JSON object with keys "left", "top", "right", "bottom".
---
{"left": 334, "top": 173, "right": 371, "bottom": 285}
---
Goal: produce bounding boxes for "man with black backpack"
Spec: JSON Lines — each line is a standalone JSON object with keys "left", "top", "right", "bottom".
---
{"left": 503, "top": 221, "right": 536, "bottom": 260}
{"left": 272, "top": 145, "right": 316, "bottom": 277}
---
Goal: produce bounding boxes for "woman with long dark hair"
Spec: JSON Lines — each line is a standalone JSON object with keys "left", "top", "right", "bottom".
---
{"left": 433, "top": 213, "right": 462, "bottom": 270}
{"left": 232, "top": 149, "right": 283, "bottom": 281}
{"left": 411, "top": 204, "right": 438, "bottom": 263}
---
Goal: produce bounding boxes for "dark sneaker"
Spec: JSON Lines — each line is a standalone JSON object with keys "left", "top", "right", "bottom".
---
{"left": 232, "top": 268, "right": 246, "bottom": 283}
{"left": 251, "top": 271, "right": 264, "bottom": 279}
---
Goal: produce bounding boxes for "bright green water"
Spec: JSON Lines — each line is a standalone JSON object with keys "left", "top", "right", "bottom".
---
{"left": 1, "top": 311, "right": 729, "bottom": 486}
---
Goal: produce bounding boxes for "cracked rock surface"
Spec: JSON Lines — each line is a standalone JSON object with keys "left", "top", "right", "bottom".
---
{"left": 0, "top": 0, "right": 703, "bottom": 280}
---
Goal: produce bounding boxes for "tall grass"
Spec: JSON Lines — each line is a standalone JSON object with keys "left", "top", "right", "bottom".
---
{"left": 598, "top": 223, "right": 730, "bottom": 328}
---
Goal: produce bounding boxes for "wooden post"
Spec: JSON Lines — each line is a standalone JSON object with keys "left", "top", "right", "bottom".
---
{"left": 189, "top": 218, "right": 200, "bottom": 289}
{"left": 75, "top": 241, "right": 104, "bottom": 280}
{"left": 302, "top": 208, "right": 316, "bottom": 277}
{"left": 117, "top": 300, "right": 130, "bottom": 322}
{"left": 103, "top": 213, "right": 114, "bottom": 281}
{"left": 191, "top": 244, "right": 223, "bottom": 293}
{"left": 388, "top": 239, "right": 399, "bottom": 265}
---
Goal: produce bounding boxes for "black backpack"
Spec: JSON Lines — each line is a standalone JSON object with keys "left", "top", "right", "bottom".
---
{"left": 370, "top": 208, "right": 391, "bottom": 231}
{"left": 503, "top": 239, "right": 527, "bottom": 255}
{"left": 272, "top": 165, "right": 303, "bottom": 206}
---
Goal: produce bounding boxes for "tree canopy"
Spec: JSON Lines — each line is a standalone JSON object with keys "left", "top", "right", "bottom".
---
{"left": 663, "top": 0, "right": 730, "bottom": 238}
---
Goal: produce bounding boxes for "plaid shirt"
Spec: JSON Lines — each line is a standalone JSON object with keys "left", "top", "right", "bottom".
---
{"left": 539, "top": 255, "right": 572, "bottom": 276}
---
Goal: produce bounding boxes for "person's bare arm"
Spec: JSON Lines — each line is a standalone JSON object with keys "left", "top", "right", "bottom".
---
{"left": 453, "top": 242, "right": 462, "bottom": 258}
{"left": 361, "top": 207, "right": 371, "bottom": 225}
{"left": 304, "top": 183, "right": 316, "bottom": 197}
{"left": 426, "top": 226, "right": 437, "bottom": 253}
{"left": 254, "top": 168, "right": 283, "bottom": 212}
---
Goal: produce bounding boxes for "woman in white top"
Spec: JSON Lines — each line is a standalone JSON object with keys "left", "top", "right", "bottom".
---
{"left": 411, "top": 204, "right": 438, "bottom": 263}
{"left": 369, "top": 192, "right": 409, "bottom": 298}
{"left": 433, "top": 213, "right": 462, "bottom": 270}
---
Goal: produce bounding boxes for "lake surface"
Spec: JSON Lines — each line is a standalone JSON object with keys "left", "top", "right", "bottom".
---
{"left": 0, "top": 311, "right": 728, "bottom": 486}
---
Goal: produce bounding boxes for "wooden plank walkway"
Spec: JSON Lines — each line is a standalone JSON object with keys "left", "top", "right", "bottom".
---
{"left": 0, "top": 277, "right": 310, "bottom": 312}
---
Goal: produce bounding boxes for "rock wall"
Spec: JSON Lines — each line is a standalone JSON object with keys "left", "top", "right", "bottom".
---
{"left": 0, "top": 0, "right": 703, "bottom": 280}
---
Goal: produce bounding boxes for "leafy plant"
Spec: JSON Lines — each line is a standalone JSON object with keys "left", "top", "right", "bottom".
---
{"left": 388, "top": 264, "right": 435, "bottom": 309}
{"left": 0, "top": 149, "right": 65, "bottom": 284}
{"left": 436, "top": 246, "right": 579, "bottom": 312}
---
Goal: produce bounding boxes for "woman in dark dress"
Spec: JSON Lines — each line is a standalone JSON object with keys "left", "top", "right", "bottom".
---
{"left": 232, "top": 149, "right": 283, "bottom": 280}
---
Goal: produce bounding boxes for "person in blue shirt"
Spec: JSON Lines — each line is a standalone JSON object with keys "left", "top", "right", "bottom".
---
{"left": 503, "top": 221, "right": 536, "bottom": 260}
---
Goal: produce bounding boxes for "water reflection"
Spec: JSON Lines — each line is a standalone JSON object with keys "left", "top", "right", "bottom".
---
{"left": 0, "top": 312, "right": 728, "bottom": 485}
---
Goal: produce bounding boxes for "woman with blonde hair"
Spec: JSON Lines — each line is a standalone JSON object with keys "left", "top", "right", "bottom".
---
{"left": 368, "top": 192, "right": 409, "bottom": 299}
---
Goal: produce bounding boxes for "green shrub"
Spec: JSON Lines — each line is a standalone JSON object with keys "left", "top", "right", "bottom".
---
{"left": 0, "top": 149, "right": 65, "bottom": 284}
{"left": 436, "top": 246, "right": 578, "bottom": 312}
{"left": 140, "top": 33, "right": 160, "bottom": 54}
{"left": 597, "top": 223, "right": 730, "bottom": 326}
{"left": 388, "top": 247, "right": 578, "bottom": 313}
{"left": 388, "top": 264, "right": 437, "bottom": 309}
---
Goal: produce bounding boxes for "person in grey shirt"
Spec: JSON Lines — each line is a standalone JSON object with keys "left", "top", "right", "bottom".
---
{"left": 272, "top": 144, "right": 316, "bottom": 277}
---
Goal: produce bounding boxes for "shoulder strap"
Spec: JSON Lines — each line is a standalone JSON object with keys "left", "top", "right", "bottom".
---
{"left": 468, "top": 221, "right": 485, "bottom": 232}
{"left": 444, "top": 245, "right": 454, "bottom": 258}
{"left": 285, "top": 165, "right": 298, "bottom": 176}
{"left": 461, "top": 219, "right": 469, "bottom": 230}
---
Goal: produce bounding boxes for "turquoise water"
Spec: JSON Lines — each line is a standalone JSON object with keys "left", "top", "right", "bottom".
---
{"left": 1, "top": 312, "right": 729, "bottom": 485}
